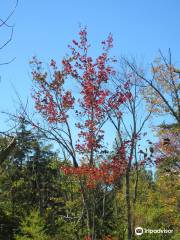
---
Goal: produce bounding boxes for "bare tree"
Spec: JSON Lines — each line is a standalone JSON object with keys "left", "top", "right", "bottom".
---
{"left": 0, "top": 0, "right": 18, "bottom": 65}
{"left": 0, "top": 0, "right": 18, "bottom": 163}
{"left": 122, "top": 50, "right": 180, "bottom": 125}
{"left": 108, "top": 61, "right": 153, "bottom": 240}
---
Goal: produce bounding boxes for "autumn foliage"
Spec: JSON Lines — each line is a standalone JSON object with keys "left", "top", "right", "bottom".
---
{"left": 30, "top": 28, "right": 132, "bottom": 189}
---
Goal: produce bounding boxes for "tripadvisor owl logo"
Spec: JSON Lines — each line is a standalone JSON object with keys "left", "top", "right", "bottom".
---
{"left": 135, "top": 227, "right": 143, "bottom": 236}
{"left": 135, "top": 227, "right": 173, "bottom": 236}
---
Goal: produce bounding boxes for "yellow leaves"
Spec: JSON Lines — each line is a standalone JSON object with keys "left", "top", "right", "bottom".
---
{"left": 33, "top": 72, "right": 47, "bottom": 82}
{"left": 168, "top": 64, "right": 176, "bottom": 72}
{"left": 159, "top": 142, "right": 173, "bottom": 154}
{"left": 65, "top": 199, "right": 80, "bottom": 210}
{"left": 158, "top": 126, "right": 180, "bottom": 135}
{"left": 151, "top": 66, "right": 160, "bottom": 74}
{"left": 143, "top": 55, "right": 180, "bottom": 119}
{"left": 49, "top": 196, "right": 64, "bottom": 203}
{"left": 36, "top": 75, "right": 45, "bottom": 81}
{"left": 150, "top": 98, "right": 162, "bottom": 105}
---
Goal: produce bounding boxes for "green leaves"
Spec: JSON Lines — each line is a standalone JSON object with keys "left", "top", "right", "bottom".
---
{"left": 15, "top": 210, "right": 48, "bottom": 240}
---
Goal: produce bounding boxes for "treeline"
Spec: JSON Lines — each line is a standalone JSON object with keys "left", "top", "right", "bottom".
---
{"left": 0, "top": 121, "right": 179, "bottom": 240}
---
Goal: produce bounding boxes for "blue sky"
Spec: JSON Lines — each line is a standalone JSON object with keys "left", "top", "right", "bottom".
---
{"left": 0, "top": 0, "right": 180, "bottom": 135}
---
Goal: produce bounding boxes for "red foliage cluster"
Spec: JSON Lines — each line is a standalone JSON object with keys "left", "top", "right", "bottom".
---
{"left": 62, "top": 28, "right": 116, "bottom": 155}
{"left": 31, "top": 56, "right": 75, "bottom": 123}
{"left": 84, "top": 236, "right": 92, "bottom": 240}
{"left": 61, "top": 143, "right": 128, "bottom": 189}
{"left": 154, "top": 128, "right": 180, "bottom": 165}
{"left": 60, "top": 27, "right": 130, "bottom": 156}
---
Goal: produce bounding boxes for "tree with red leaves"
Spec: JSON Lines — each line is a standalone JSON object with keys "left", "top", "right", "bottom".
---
{"left": 30, "top": 27, "right": 129, "bottom": 171}
{"left": 29, "top": 28, "right": 133, "bottom": 239}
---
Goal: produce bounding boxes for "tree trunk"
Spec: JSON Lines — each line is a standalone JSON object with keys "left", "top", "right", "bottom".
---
{"left": 126, "top": 169, "right": 132, "bottom": 240}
